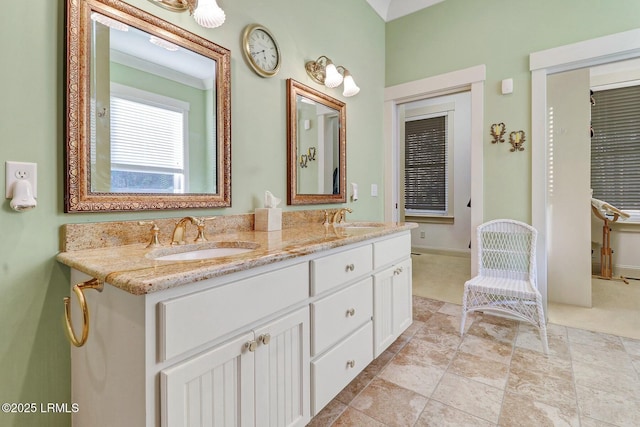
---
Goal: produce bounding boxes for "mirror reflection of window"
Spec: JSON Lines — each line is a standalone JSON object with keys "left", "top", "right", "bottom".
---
{"left": 90, "top": 12, "right": 217, "bottom": 195}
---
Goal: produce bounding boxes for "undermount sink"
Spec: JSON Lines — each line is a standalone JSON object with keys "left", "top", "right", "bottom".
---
{"left": 148, "top": 241, "right": 260, "bottom": 261}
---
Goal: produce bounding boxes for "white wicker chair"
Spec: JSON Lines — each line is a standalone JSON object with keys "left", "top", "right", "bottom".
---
{"left": 460, "top": 219, "right": 549, "bottom": 354}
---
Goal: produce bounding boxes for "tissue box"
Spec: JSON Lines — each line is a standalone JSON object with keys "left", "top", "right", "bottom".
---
{"left": 255, "top": 208, "right": 282, "bottom": 231}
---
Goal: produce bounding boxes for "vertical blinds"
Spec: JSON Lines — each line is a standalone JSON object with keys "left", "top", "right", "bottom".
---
{"left": 110, "top": 96, "right": 184, "bottom": 172}
{"left": 591, "top": 85, "right": 640, "bottom": 210}
{"left": 404, "top": 115, "right": 447, "bottom": 211}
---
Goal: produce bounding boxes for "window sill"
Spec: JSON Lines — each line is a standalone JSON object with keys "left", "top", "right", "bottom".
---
{"left": 612, "top": 221, "right": 640, "bottom": 233}
{"left": 405, "top": 215, "right": 454, "bottom": 225}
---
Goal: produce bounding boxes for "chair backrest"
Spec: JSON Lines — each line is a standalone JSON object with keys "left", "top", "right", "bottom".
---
{"left": 476, "top": 219, "right": 537, "bottom": 284}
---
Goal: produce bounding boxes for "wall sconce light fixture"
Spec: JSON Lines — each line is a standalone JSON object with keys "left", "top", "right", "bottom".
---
{"left": 509, "top": 130, "right": 526, "bottom": 152}
{"left": 305, "top": 56, "right": 360, "bottom": 97}
{"left": 147, "top": 0, "right": 225, "bottom": 28}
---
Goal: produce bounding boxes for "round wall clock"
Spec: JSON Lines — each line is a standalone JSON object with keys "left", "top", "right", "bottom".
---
{"left": 242, "top": 24, "right": 281, "bottom": 78}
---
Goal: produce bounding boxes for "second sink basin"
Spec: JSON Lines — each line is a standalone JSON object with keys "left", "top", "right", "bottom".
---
{"left": 148, "top": 241, "right": 260, "bottom": 261}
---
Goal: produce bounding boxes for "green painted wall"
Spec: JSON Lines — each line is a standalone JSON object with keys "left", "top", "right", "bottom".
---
{"left": 386, "top": 0, "right": 640, "bottom": 222}
{"left": 0, "top": 0, "right": 383, "bottom": 425}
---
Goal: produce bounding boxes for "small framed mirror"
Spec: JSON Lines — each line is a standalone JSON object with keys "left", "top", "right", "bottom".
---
{"left": 65, "top": 0, "right": 231, "bottom": 212}
{"left": 286, "top": 79, "right": 346, "bottom": 205}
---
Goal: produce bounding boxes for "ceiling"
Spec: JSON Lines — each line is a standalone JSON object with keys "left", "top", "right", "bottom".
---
{"left": 365, "top": 0, "right": 445, "bottom": 22}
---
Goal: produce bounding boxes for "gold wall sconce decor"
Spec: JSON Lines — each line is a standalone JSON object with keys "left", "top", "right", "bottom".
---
{"left": 299, "top": 154, "right": 308, "bottom": 168}
{"left": 490, "top": 122, "right": 506, "bottom": 144}
{"left": 305, "top": 56, "right": 360, "bottom": 97}
{"left": 147, "top": 0, "right": 225, "bottom": 28}
{"left": 509, "top": 130, "right": 526, "bottom": 152}
{"left": 308, "top": 147, "right": 316, "bottom": 161}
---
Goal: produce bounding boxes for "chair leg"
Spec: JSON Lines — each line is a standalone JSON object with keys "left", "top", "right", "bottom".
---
{"left": 536, "top": 298, "right": 549, "bottom": 355}
{"left": 460, "top": 287, "right": 469, "bottom": 336}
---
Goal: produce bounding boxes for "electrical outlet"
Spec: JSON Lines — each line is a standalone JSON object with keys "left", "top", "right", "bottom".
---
{"left": 5, "top": 161, "right": 37, "bottom": 198}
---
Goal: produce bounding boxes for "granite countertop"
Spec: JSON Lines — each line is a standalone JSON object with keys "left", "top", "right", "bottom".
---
{"left": 57, "top": 221, "right": 417, "bottom": 295}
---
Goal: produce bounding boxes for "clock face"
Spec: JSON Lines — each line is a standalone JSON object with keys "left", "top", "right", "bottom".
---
{"left": 243, "top": 25, "right": 280, "bottom": 77}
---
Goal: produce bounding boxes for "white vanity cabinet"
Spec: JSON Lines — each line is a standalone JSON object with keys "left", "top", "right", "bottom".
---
{"left": 161, "top": 307, "right": 309, "bottom": 427}
{"left": 66, "top": 229, "right": 413, "bottom": 426}
{"left": 373, "top": 233, "right": 413, "bottom": 357}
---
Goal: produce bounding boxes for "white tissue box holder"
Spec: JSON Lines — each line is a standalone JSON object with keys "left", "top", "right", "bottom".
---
{"left": 255, "top": 208, "right": 282, "bottom": 231}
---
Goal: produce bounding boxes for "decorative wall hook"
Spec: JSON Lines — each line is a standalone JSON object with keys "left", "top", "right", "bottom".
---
{"left": 509, "top": 130, "right": 526, "bottom": 152}
{"left": 299, "top": 154, "right": 308, "bottom": 168}
{"left": 490, "top": 122, "right": 506, "bottom": 144}
{"left": 308, "top": 147, "right": 316, "bottom": 161}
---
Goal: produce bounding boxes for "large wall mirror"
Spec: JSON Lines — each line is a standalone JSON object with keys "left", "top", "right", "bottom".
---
{"left": 65, "top": 0, "right": 231, "bottom": 212}
{"left": 286, "top": 79, "right": 346, "bottom": 205}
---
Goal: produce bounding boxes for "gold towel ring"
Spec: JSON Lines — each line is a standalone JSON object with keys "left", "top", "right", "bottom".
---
{"left": 63, "top": 278, "right": 104, "bottom": 347}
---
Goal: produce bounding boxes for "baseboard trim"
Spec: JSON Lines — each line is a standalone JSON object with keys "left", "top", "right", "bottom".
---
{"left": 592, "top": 263, "right": 640, "bottom": 280}
{"left": 411, "top": 247, "right": 471, "bottom": 258}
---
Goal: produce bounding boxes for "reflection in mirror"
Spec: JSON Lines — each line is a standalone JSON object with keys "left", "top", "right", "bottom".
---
{"left": 65, "top": 0, "right": 231, "bottom": 212}
{"left": 287, "top": 79, "right": 346, "bottom": 205}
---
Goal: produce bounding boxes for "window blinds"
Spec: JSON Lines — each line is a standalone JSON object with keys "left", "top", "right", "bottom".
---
{"left": 591, "top": 85, "right": 640, "bottom": 210}
{"left": 110, "top": 96, "right": 184, "bottom": 172}
{"left": 404, "top": 115, "right": 447, "bottom": 211}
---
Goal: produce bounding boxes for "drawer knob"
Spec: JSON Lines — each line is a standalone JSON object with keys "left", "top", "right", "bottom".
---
{"left": 346, "top": 360, "right": 356, "bottom": 369}
{"left": 258, "top": 333, "right": 271, "bottom": 345}
{"left": 346, "top": 308, "right": 356, "bottom": 317}
{"left": 245, "top": 340, "right": 257, "bottom": 352}
{"left": 345, "top": 264, "right": 355, "bottom": 272}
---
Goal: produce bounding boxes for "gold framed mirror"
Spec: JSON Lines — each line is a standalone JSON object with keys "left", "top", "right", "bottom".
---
{"left": 65, "top": 0, "right": 231, "bottom": 212}
{"left": 286, "top": 79, "right": 346, "bottom": 205}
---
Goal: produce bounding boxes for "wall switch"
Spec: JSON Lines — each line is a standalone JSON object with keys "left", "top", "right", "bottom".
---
{"left": 371, "top": 184, "right": 378, "bottom": 197}
{"left": 6, "top": 161, "right": 37, "bottom": 198}
{"left": 420, "top": 231, "right": 426, "bottom": 239}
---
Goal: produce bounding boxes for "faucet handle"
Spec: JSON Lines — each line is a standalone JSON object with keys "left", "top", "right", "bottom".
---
{"left": 194, "top": 216, "right": 216, "bottom": 242}
{"left": 138, "top": 221, "right": 162, "bottom": 248}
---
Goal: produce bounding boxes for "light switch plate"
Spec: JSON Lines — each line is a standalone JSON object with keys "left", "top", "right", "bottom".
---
{"left": 5, "top": 161, "right": 37, "bottom": 198}
{"left": 371, "top": 184, "right": 378, "bottom": 197}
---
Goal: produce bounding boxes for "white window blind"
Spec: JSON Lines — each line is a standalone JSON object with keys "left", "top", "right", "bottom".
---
{"left": 110, "top": 96, "right": 184, "bottom": 172}
{"left": 591, "top": 85, "right": 640, "bottom": 212}
{"left": 404, "top": 115, "right": 447, "bottom": 212}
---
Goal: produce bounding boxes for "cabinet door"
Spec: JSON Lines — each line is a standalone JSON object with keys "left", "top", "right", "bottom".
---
{"left": 161, "top": 332, "right": 256, "bottom": 427}
{"left": 254, "top": 307, "right": 310, "bottom": 427}
{"left": 392, "top": 258, "right": 413, "bottom": 337}
{"left": 373, "top": 258, "right": 413, "bottom": 357}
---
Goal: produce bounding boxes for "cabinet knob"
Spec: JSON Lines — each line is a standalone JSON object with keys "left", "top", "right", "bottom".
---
{"left": 245, "top": 340, "right": 257, "bottom": 352}
{"left": 393, "top": 267, "right": 404, "bottom": 275}
{"left": 346, "top": 308, "right": 356, "bottom": 317}
{"left": 258, "top": 333, "right": 271, "bottom": 345}
{"left": 346, "top": 360, "right": 355, "bottom": 369}
{"left": 345, "top": 264, "right": 355, "bottom": 272}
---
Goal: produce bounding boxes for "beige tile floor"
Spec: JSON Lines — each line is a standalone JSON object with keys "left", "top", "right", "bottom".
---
{"left": 308, "top": 295, "right": 640, "bottom": 427}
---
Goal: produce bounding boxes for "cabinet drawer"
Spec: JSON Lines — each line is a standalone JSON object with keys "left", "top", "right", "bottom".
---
{"left": 311, "top": 321, "right": 373, "bottom": 415}
{"left": 373, "top": 233, "right": 411, "bottom": 268}
{"left": 159, "top": 262, "right": 309, "bottom": 361}
{"left": 311, "top": 277, "right": 372, "bottom": 356}
{"left": 311, "top": 245, "right": 372, "bottom": 295}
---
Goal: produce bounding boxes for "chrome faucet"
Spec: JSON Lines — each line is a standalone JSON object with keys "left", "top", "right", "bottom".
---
{"left": 332, "top": 208, "right": 353, "bottom": 224}
{"left": 171, "top": 216, "right": 215, "bottom": 245}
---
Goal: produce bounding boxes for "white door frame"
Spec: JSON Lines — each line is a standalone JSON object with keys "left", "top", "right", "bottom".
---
{"left": 384, "top": 65, "right": 486, "bottom": 276}
{"left": 530, "top": 28, "right": 640, "bottom": 311}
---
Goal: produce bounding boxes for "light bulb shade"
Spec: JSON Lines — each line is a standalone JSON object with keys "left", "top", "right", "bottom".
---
{"left": 10, "top": 180, "right": 36, "bottom": 212}
{"left": 342, "top": 74, "right": 360, "bottom": 97}
{"left": 324, "top": 62, "right": 343, "bottom": 88}
{"left": 193, "top": 0, "right": 226, "bottom": 28}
